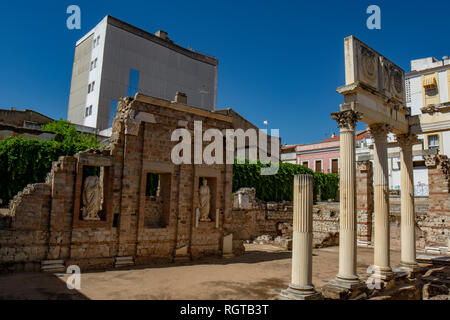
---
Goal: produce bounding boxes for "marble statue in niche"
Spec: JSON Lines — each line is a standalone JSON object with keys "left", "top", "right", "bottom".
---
{"left": 81, "top": 175, "right": 103, "bottom": 221}
{"left": 198, "top": 178, "right": 211, "bottom": 221}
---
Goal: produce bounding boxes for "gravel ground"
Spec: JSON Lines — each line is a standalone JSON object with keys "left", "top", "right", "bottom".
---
{"left": 0, "top": 244, "right": 401, "bottom": 300}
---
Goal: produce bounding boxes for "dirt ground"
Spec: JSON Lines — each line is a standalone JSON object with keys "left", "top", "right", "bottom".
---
{"left": 0, "top": 244, "right": 401, "bottom": 300}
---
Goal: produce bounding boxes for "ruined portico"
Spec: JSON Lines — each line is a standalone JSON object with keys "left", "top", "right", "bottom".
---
{"left": 325, "top": 36, "right": 418, "bottom": 293}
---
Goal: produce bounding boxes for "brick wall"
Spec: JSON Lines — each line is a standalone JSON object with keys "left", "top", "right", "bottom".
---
{"left": 0, "top": 95, "right": 244, "bottom": 272}
{"left": 230, "top": 188, "right": 340, "bottom": 248}
{"left": 356, "top": 161, "right": 373, "bottom": 242}
{"left": 422, "top": 155, "right": 450, "bottom": 247}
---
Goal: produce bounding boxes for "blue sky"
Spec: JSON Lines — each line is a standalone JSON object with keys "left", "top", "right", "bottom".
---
{"left": 0, "top": 0, "right": 449, "bottom": 144}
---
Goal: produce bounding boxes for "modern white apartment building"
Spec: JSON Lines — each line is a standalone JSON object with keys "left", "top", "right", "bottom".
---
{"left": 67, "top": 15, "right": 218, "bottom": 135}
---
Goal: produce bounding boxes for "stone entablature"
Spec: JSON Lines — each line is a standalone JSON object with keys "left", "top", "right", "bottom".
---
{"left": 0, "top": 94, "right": 243, "bottom": 272}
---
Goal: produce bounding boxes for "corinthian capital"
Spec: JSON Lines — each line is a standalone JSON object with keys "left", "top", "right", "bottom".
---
{"left": 395, "top": 133, "right": 419, "bottom": 147}
{"left": 368, "top": 123, "right": 391, "bottom": 138}
{"left": 331, "top": 110, "right": 361, "bottom": 130}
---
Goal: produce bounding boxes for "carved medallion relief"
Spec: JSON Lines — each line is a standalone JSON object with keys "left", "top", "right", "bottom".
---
{"left": 355, "top": 40, "right": 405, "bottom": 104}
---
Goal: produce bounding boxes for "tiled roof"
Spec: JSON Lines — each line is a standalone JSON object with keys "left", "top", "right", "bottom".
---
{"left": 318, "top": 130, "right": 371, "bottom": 144}
{"left": 281, "top": 145, "right": 298, "bottom": 152}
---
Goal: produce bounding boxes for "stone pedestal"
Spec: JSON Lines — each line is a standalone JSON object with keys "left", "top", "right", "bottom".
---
{"left": 370, "top": 124, "right": 393, "bottom": 280}
{"left": 41, "top": 259, "right": 65, "bottom": 273}
{"left": 222, "top": 233, "right": 234, "bottom": 258}
{"left": 280, "top": 175, "right": 321, "bottom": 300}
{"left": 173, "top": 246, "right": 190, "bottom": 262}
{"left": 396, "top": 134, "right": 419, "bottom": 271}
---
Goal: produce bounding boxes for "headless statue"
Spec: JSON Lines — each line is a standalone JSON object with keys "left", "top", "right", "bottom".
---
{"left": 81, "top": 175, "right": 102, "bottom": 221}
{"left": 198, "top": 178, "right": 211, "bottom": 221}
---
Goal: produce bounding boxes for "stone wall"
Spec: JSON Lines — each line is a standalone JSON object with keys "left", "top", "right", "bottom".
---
{"left": 0, "top": 94, "right": 244, "bottom": 272}
{"left": 387, "top": 196, "right": 429, "bottom": 250}
{"left": 422, "top": 155, "right": 450, "bottom": 247}
{"left": 0, "top": 156, "right": 77, "bottom": 272}
{"left": 388, "top": 155, "right": 449, "bottom": 250}
{"left": 231, "top": 185, "right": 438, "bottom": 250}
{"left": 230, "top": 188, "right": 340, "bottom": 248}
{"left": 356, "top": 161, "right": 373, "bottom": 242}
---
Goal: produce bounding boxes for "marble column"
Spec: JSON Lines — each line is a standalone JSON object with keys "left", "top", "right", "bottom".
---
{"left": 329, "top": 110, "right": 362, "bottom": 289}
{"left": 396, "top": 133, "right": 419, "bottom": 271}
{"left": 280, "top": 174, "right": 321, "bottom": 300}
{"left": 369, "top": 124, "right": 393, "bottom": 279}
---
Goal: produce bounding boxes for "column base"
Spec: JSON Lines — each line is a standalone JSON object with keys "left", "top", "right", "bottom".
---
{"left": 370, "top": 266, "right": 394, "bottom": 281}
{"left": 322, "top": 277, "right": 366, "bottom": 300}
{"left": 279, "top": 284, "right": 322, "bottom": 300}
{"left": 393, "top": 262, "right": 421, "bottom": 276}
{"left": 397, "top": 261, "right": 420, "bottom": 271}
{"left": 329, "top": 275, "right": 364, "bottom": 290}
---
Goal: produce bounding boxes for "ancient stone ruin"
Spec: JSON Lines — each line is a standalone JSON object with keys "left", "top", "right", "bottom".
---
{"left": 0, "top": 94, "right": 246, "bottom": 272}
{"left": 279, "top": 36, "right": 450, "bottom": 300}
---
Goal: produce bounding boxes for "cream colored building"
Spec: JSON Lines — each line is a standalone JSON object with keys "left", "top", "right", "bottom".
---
{"left": 383, "top": 56, "right": 450, "bottom": 194}
{"left": 405, "top": 56, "right": 450, "bottom": 156}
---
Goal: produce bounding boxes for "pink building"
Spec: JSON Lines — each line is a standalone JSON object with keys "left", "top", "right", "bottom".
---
{"left": 295, "top": 131, "right": 371, "bottom": 173}
{"left": 296, "top": 135, "right": 340, "bottom": 173}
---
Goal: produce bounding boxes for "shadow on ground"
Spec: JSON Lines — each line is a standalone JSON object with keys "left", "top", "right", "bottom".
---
{"left": 0, "top": 272, "right": 88, "bottom": 300}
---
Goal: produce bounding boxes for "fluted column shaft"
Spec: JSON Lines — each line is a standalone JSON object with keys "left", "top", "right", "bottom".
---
{"left": 281, "top": 174, "right": 320, "bottom": 299}
{"left": 291, "top": 174, "right": 314, "bottom": 289}
{"left": 370, "top": 124, "right": 392, "bottom": 277}
{"left": 337, "top": 126, "right": 358, "bottom": 280}
{"left": 330, "top": 110, "right": 361, "bottom": 287}
{"left": 397, "top": 134, "right": 418, "bottom": 269}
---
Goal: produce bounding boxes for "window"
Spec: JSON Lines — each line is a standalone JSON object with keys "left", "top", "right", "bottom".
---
{"left": 85, "top": 105, "right": 92, "bottom": 117}
{"left": 302, "top": 161, "right": 309, "bottom": 168}
{"left": 144, "top": 172, "right": 171, "bottom": 228}
{"left": 428, "top": 135, "right": 439, "bottom": 150}
{"left": 93, "top": 35, "right": 100, "bottom": 48}
{"left": 405, "top": 79, "right": 411, "bottom": 103}
{"left": 423, "top": 75, "right": 438, "bottom": 96}
{"left": 108, "top": 100, "right": 118, "bottom": 128}
{"left": 146, "top": 173, "right": 160, "bottom": 197}
{"left": 315, "top": 160, "right": 322, "bottom": 172}
{"left": 88, "top": 81, "right": 95, "bottom": 93}
{"left": 331, "top": 159, "right": 339, "bottom": 174}
{"left": 90, "top": 58, "right": 97, "bottom": 71}
{"left": 392, "top": 159, "right": 400, "bottom": 170}
{"left": 127, "top": 69, "right": 140, "bottom": 97}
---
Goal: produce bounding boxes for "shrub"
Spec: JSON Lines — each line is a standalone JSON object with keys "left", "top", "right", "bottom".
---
{"left": 232, "top": 160, "right": 339, "bottom": 202}
{"left": 0, "top": 120, "right": 101, "bottom": 204}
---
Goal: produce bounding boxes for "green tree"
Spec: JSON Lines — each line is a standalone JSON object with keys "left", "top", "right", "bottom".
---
{"left": 0, "top": 120, "right": 102, "bottom": 204}
{"left": 42, "top": 119, "right": 100, "bottom": 148}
